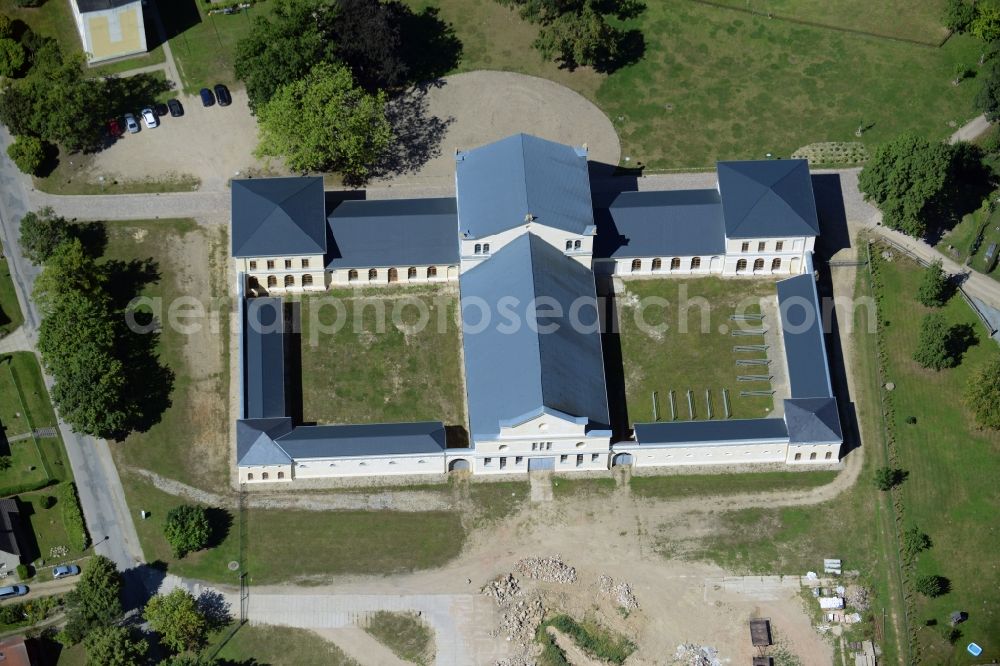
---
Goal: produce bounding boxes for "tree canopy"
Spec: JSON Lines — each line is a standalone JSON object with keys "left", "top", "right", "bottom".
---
{"left": 255, "top": 62, "right": 392, "bottom": 179}
{"left": 164, "top": 504, "right": 212, "bottom": 558}
{"left": 19, "top": 206, "right": 72, "bottom": 264}
{"left": 912, "top": 312, "right": 974, "bottom": 371}
{"left": 975, "top": 61, "right": 1000, "bottom": 121}
{"left": 6, "top": 134, "right": 45, "bottom": 176}
{"left": 0, "top": 37, "right": 25, "bottom": 77}
{"left": 916, "top": 260, "right": 951, "bottom": 307}
{"left": 83, "top": 626, "right": 148, "bottom": 666}
{"left": 964, "top": 355, "right": 1000, "bottom": 429}
{"left": 943, "top": 0, "right": 976, "bottom": 32}
{"left": 915, "top": 574, "right": 950, "bottom": 597}
{"left": 144, "top": 589, "right": 209, "bottom": 653}
{"left": 61, "top": 556, "right": 123, "bottom": 645}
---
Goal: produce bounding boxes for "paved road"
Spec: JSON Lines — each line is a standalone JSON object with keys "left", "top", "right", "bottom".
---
{"left": 0, "top": 126, "right": 145, "bottom": 581}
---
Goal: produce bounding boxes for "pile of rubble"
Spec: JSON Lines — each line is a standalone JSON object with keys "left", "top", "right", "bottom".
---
{"left": 515, "top": 556, "right": 577, "bottom": 583}
{"left": 673, "top": 643, "right": 722, "bottom": 666}
{"left": 599, "top": 574, "right": 639, "bottom": 610}
{"left": 846, "top": 585, "right": 871, "bottom": 612}
{"left": 483, "top": 573, "right": 521, "bottom": 607}
{"left": 493, "top": 595, "right": 545, "bottom": 645}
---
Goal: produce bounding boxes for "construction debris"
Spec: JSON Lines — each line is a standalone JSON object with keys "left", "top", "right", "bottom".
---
{"left": 483, "top": 573, "right": 521, "bottom": 606}
{"left": 673, "top": 643, "right": 722, "bottom": 666}
{"left": 515, "top": 556, "right": 577, "bottom": 583}
{"left": 846, "top": 585, "right": 871, "bottom": 612}
{"left": 599, "top": 574, "right": 639, "bottom": 610}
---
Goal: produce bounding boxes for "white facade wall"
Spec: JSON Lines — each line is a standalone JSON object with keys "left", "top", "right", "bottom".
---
{"left": 614, "top": 441, "right": 789, "bottom": 467}
{"left": 602, "top": 254, "right": 723, "bottom": 277}
{"left": 292, "top": 454, "right": 447, "bottom": 478}
{"left": 722, "top": 236, "right": 814, "bottom": 275}
{"left": 785, "top": 442, "right": 840, "bottom": 464}
{"left": 459, "top": 223, "right": 594, "bottom": 273}
{"left": 328, "top": 265, "right": 459, "bottom": 287}
{"left": 241, "top": 254, "right": 326, "bottom": 293}
{"left": 240, "top": 463, "right": 293, "bottom": 483}
{"left": 473, "top": 451, "right": 609, "bottom": 474}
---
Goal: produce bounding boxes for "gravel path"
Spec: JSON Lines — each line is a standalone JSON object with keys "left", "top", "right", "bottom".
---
{"left": 949, "top": 114, "right": 991, "bottom": 144}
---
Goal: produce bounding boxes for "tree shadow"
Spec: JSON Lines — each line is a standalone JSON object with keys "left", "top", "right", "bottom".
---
{"left": 102, "top": 72, "right": 175, "bottom": 120}
{"left": 72, "top": 221, "right": 109, "bottom": 259}
{"left": 928, "top": 142, "right": 997, "bottom": 242}
{"left": 596, "top": 28, "right": 646, "bottom": 73}
{"left": 197, "top": 588, "right": 233, "bottom": 630}
{"left": 946, "top": 322, "right": 979, "bottom": 366}
{"left": 120, "top": 561, "right": 168, "bottom": 613}
{"left": 204, "top": 507, "right": 233, "bottom": 550}
{"left": 33, "top": 140, "right": 60, "bottom": 179}
{"left": 102, "top": 257, "right": 161, "bottom": 310}
{"left": 371, "top": 85, "right": 454, "bottom": 179}
{"left": 398, "top": 6, "right": 463, "bottom": 85}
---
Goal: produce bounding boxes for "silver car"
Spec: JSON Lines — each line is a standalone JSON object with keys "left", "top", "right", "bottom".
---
{"left": 124, "top": 113, "right": 139, "bottom": 134}
{"left": 0, "top": 585, "right": 28, "bottom": 598}
{"left": 52, "top": 564, "right": 80, "bottom": 579}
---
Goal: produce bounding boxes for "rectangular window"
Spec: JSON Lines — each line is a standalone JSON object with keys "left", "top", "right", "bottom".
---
{"left": 741, "top": 242, "right": 749, "bottom": 253}
{"left": 775, "top": 241, "right": 784, "bottom": 252}
{"left": 576, "top": 454, "right": 583, "bottom": 467}
{"left": 560, "top": 454, "right": 568, "bottom": 463}
{"left": 757, "top": 241, "right": 766, "bottom": 252}
{"left": 531, "top": 442, "right": 537, "bottom": 451}
{"left": 266, "top": 260, "right": 275, "bottom": 270}
{"left": 591, "top": 453, "right": 599, "bottom": 462}
{"left": 301, "top": 258, "right": 310, "bottom": 268}
{"left": 546, "top": 442, "right": 552, "bottom": 450}
{"left": 249, "top": 260, "right": 257, "bottom": 270}
{"left": 499, "top": 457, "right": 507, "bottom": 470}
{"left": 515, "top": 456, "right": 523, "bottom": 464}
{"left": 484, "top": 457, "right": 492, "bottom": 466}
{"left": 284, "top": 259, "right": 292, "bottom": 269}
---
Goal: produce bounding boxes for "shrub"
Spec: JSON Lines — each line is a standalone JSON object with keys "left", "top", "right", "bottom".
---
{"left": 15, "top": 564, "right": 29, "bottom": 580}
{"left": 6, "top": 135, "right": 45, "bottom": 175}
{"left": 917, "top": 260, "right": 951, "bottom": 306}
{"left": 163, "top": 504, "right": 211, "bottom": 558}
{"left": 873, "top": 466, "right": 907, "bottom": 491}
{"left": 902, "top": 526, "right": 932, "bottom": 561}
{"left": 40, "top": 495, "right": 55, "bottom": 509}
{"left": 0, "top": 456, "right": 10, "bottom": 471}
{"left": 0, "top": 37, "right": 25, "bottom": 77}
{"left": 915, "top": 574, "right": 950, "bottom": 597}
{"left": 57, "top": 482, "right": 89, "bottom": 551}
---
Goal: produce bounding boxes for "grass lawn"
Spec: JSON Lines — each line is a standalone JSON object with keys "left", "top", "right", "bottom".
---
{"left": 33, "top": 154, "right": 200, "bottom": 196}
{"left": 20, "top": 489, "right": 86, "bottom": 567}
{"left": 936, "top": 199, "right": 1000, "bottom": 280}
{"left": 630, "top": 469, "right": 837, "bottom": 499}
{"left": 467, "top": 480, "right": 529, "bottom": 526}
{"left": 123, "top": 474, "right": 466, "bottom": 584}
{"left": 0, "top": 0, "right": 165, "bottom": 74}
{"left": 364, "top": 611, "right": 434, "bottom": 665}
{"left": 617, "top": 277, "right": 775, "bottom": 424}
{"left": 297, "top": 288, "right": 466, "bottom": 429}
{"left": 408, "top": 0, "right": 980, "bottom": 169}
{"left": 871, "top": 249, "right": 1000, "bottom": 662}
{"left": 213, "top": 625, "right": 359, "bottom": 666}
{"left": 0, "top": 258, "right": 24, "bottom": 338}
{"left": 551, "top": 476, "right": 617, "bottom": 498}
{"left": 161, "top": 0, "right": 269, "bottom": 93}
{"left": 100, "top": 219, "right": 232, "bottom": 491}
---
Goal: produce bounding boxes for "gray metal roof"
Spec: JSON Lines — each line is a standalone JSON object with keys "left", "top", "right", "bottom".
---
{"left": 455, "top": 134, "right": 594, "bottom": 239}
{"left": 784, "top": 397, "right": 842, "bottom": 444}
{"left": 76, "top": 0, "right": 137, "bottom": 11}
{"left": 326, "top": 198, "right": 459, "bottom": 269}
{"left": 717, "top": 160, "right": 820, "bottom": 239}
{"left": 243, "top": 297, "right": 287, "bottom": 420}
{"left": 236, "top": 418, "right": 294, "bottom": 466}
{"left": 231, "top": 177, "right": 327, "bottom": 258}
{"left": 461, "top": 232, "right": 610, "bottom": 439}
{"left": 594, "top": 189, "right": 727, "bottom": 259}
{"left": 776, "top": 274, "right": 833, "bottom": 399}
{"left": 633, "top": 418, "right": 789, "bottom": 446}
{"left": 0, "top": 497, "right": 22, "bottom": 558}
{"left": 276, "top": 421, "right": 447, "bottom": 459}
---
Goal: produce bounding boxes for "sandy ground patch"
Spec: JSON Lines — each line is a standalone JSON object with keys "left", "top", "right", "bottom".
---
{"left": 91, "top": 88, "right": 262, "bottom": 192}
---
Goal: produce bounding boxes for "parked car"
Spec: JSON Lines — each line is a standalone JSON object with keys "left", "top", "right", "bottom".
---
{"left": 124, "top": 113, "right": 139, "bottom": 133}
{"left": 167, "top": 98, "right": 184, "bottom": 117}
{"left": 153, "top": 102, "right": 169, "bottom": 117}
{"left": 0, "top": 585, "right": 28, "bottom": 599}
{"left": 213, "top": 84, "right": 232, "bottom": 107}
{"left": 141, "top": 108, "right": 158, "bottom": 129}
{"left": 199, "top": 87, "right": 215, "bottom": 107}
{"left": 52, "top": 565, "right": 80, "bottom": 579}
{"left": 107, "top": 118, "right": 122, "bottom": 137}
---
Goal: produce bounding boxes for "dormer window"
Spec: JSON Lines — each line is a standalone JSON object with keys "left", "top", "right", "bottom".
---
{"left": 574, "top": 240, "right": 581, "bottom": 250}
{"left": 565, "top": 240, "right": 573, "bottom": 250}
{"left": 474, "top": 243, "right": 482, "bottom": 254}
{"left": 482, "top": 243, "right": 490, "bottom": 254}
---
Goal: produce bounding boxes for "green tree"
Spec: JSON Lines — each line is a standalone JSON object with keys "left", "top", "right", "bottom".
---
{"left": 858, "top": 133, "right": 956, "bottom": 237}
{"left": 975, "top": 62, "right": 1000, "bottom": 121}
{"left": 61, "top": 556, "right": 123, "bottom": 645}
{"left": 83, "top": 626, "right": 148, "bottom": 666}
{"left": 972, "top": 1, "right": 1000, "bottom": 41}
{"left": 902, "top": 526, "right": 932, "bottom": 561}
{"left": 19, "top": 207, "right": 72, "bottom": 264}
{"left": 913, "top": 312, "right": 958, "bottom": 370}
{"left": 915, "top": 574, "right": 950, "bottom": 597}
{"left": 944, "top": 0, "right": 975, "bottom": 32}
{"left": 6, "top": 135, "right": 45, "bottom": 175}
{"left": 164, "top": 504, "right": 212, "bottom": 557}
{"left": 159, "top": 654, "right": 220, "bottom": 666}
{"left": 873, "top": 466, "right": 907, "bottom": 491}
{"left": 144, "top": 589, "right": 208, "bottom": 653}
{"left": 917, "top": 260, "right": 951, "bottom": 306}
{"left": 535, "top": 6, "right": 625, "bottom": 70}
{"left": 255, "top": 62, "right": 392, "bottom": 179}
{"left": 0, "top": 456, "right": 10, "bottom": 471}
{"left": 964, "top": 355, "right": 1000, "bottom": 429}
{"left": 0, "top": 15, "right": 12, "bottom": 39}
{"left": 234, "top": 0, "right": 338, "bottom": 111}
{"left": 0, "top": 37, "right": 24, "bottom": 77}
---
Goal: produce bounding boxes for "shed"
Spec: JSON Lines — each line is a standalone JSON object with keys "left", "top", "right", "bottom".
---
{"left": 949, "top": 610, "right": 966, "bottom": 626}
{"left": 819, "top": 596, "right": 844, "bottom": 610}
{"left": 749, "top": 618, "right": 772, "bottom": 647}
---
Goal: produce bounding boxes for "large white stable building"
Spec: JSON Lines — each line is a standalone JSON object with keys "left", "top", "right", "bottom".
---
{"left": 232, "top": 134, "right": 842, "bottom": 483}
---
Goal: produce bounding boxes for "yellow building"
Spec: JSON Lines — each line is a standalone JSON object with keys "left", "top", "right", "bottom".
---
{"left": 70, "top": 0, "right": 147, "bottom": 64}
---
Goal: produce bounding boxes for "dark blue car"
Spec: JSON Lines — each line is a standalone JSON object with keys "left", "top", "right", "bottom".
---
{"left": 199, "top": 87, "right": 215, "bottom": 107}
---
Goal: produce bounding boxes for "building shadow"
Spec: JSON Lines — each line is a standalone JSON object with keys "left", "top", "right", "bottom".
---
{"left": 151, "top": 0, "right": 202, "bottom": 49}
{"left": 815, "top": 263, "right": 862, "bottom": 458}
{"left": 445, "top": 425, "right": 470, "bottom": 449}
{"left": 597, "top": 275, "right": 630, "bottom": 441}
{"left": 285, "top": 301, "right": 304, "bottom": 426}
{"left": 812, "top": 173, "right": 851, "bottom": 261}
{"left": 588, "top": 161, "right": 641, "bottom": 209}
{"left": 16, "top": 498, "right": 42, "bottom": 564}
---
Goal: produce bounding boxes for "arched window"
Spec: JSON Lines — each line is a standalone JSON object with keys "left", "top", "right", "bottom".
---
{"left": 825, "top": 451, "right": 833, "bottom": 459}
{"left": 574, "top": 240, "right": 581, "bottom": 250}
{"left": 482, "top": 244, "right": 489, "bottom": 254}
{"left": 267, "top": 275, "right": 277, "bottom": 288}
{"left": 651, "top": 258, "right": 662, "bottom": 271}
{"left": 368, "top": 268, "right": 378, "bottom": 281}
{"left": 388, "top": 267, "right": 398, "bottom": 283}
{"left": 771, "top": 258, "right": 781, "bottom": 271}
{"left": 631, "top": 259, "right": 641, "bottom": 272}
{"left": 691, "top": 257, "right": 701, "bottom": 270}
{"left": 736, "top": 259, "right": 747, "bottom": 272}
{"left": 794, "top": 452, "right": 801, "bottom": 461}
{"left": 262, "top": 472, "right": 269, "bottom": 480}
{"left": 348, "top": 269, "right": 358, "bottom": 282}
{"left": 408, "top": 266, "right": 417, "bottom": 279}
{"left": 247, "top": 473, "right": 254, "bottom": 480}
{"left": 670, "top": 257, "right": 681, "bottom": 270}
{"left": 277, "top": 471, "right": 284, "bottom": 479}
{"left": 284, "top": 275, "right": 294, "bottom": 287}
{"left": 302, "top": 274, "right": 313, "bottom": 286}
{"left": 753, "top": 258, "right": 765, "bottom": 272}
{"left": 475, "top": 243, "right": 482, "bottom": 254}
{"left": 809, "top": 452, "right": 817, "bottom": 460}
{"left": 427, "top": 266, "right": 437, "bottom": 278}
{"left": 565, "top": 240, "right": 573, "bottom": 251}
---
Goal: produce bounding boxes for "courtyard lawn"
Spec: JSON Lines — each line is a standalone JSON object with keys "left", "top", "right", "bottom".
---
{"left": 161, "top": 0, "right": 269, "bottom": 93}
{"left": 408, "top": 0, "right": 980, "bottom": 168}
{"left": 630, "top": 469, "right": 837, "bottom": 499}
{"left": 0, "top": 258, "right": 23, "bottom": 338}
{"left": 298, "top": 288, "right": 466, "bottom": 429}
{"left": 122, "top": 474, "right": 466, "bottom": 584}
{"left": 551, "top": 476, "right": 617, "bottom": 498}
{"left": 364, "top": 611, "right": 435, "bottom": 666}
{"left": 617, "top": 277, "right": 776, "bottom": 424}
{"left": 871, "top": 249, "right": 1000, "bottom": 662}
{"left": 20, "top": 489, "right": 86, "bottom": 566}
{"left": 99, "top": 219, "right": 233, "bottom": 491}
{"left": 213, "top": 625, "right": 359, "bottom": 666}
